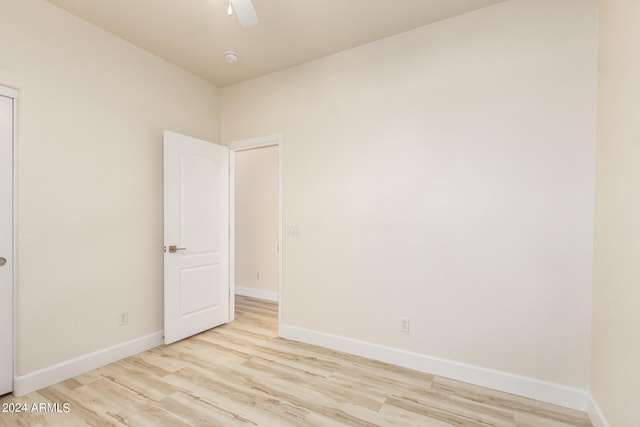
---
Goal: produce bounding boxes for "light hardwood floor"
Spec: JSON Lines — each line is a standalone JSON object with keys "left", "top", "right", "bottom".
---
{"left": 1, "top": 296, "right": 592, "bottom": 426}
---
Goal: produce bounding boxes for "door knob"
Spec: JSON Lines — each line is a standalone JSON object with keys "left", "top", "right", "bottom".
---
{"left": 168, "top": 245, "right": 186, "bottom": 253}
{"left": 0, "top": 257, "right": 6, "bottom": 266}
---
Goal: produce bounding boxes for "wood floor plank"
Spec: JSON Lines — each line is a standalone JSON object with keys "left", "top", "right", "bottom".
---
{"left": 162, "top": 366, "right": 309, "bottom": 426}
{"left": 160, "top": 390, "right": 258, "bottom": 427}
{"left": 37, "top": 384, "right": 123, "bottom": 427}
{"left": 430, "top": 377, "right": 591, "bottom": 427}
{"left": 0, "top": 296, "right": 592, "bottom": 426}
{"left": 383, "top": 395, "right": 514, "bottom": 427}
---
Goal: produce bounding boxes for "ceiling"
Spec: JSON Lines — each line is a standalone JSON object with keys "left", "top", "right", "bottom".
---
{"left": 45, "top": 0, "right": 506, "bottom": 87}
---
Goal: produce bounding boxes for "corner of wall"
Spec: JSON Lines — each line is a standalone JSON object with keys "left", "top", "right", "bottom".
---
{"left": 587, "top": 393, "right": 612, "bottom": 427}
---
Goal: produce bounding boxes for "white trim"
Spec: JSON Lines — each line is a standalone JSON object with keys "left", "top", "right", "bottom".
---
{"left": 280, "top": 324, "right": 589, "bottom": 412}
{"left": 0, "top": 85, "right": 18, "bottom": 99}
{"left": 587, "top": 393, "right": 611, "bottom": 427}
{"left": 227, "top": 134, "right": 283, "bottom": 334}
{"left": 227, "top": 133, "right": 282, "bottom": 150}
{"left": 1, "top": 84, "right": 17, "bottom": 395}
{"left": 11, "top": 93, "right": 17, "bottom": 396}
{"left": 13, "top": 97, "right": 18, "bottom": 396}
{"left": 229, "top": 148, "right": 236, "bottom": 323}
{"left": 13, "top": 331, "right": 163, "bottom": 396}
{"left": 235, "top": 286, "right": 278, "bottom": 302}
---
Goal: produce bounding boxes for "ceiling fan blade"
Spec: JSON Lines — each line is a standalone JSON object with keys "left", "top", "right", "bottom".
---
{"left": 230, "top": 0, "right": 258, "bottom": 27}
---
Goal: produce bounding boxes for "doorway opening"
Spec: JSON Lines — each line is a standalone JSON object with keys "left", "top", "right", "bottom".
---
{"left": 229, "top": 134, "right": 283, "bottom": 332}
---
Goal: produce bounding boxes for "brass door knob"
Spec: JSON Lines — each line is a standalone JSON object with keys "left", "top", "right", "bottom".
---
{"left": 0, "top": 257, "right": 6, "bottom": 266}
{"left": 168, "top": 245, "right": 186, "bottom": 253}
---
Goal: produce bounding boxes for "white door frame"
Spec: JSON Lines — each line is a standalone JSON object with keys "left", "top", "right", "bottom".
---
{"left": 0, "top": 84, "right": 18, "bottom": 394}
{"left": 227, "top": 134, "right": 283, "bottom": 331}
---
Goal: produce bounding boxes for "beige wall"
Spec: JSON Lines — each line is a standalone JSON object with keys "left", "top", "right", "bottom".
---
{"left": 591, "top": 1, "right": 640, "bottom": 425}
{"left": 222, "top": 0, "right": 597, "bottom": 390}
{"left": 234, "top": 146, "right": 279, "bottom": 297}
{"left": 0, "top": 0, "right": 219, "bottom": 375}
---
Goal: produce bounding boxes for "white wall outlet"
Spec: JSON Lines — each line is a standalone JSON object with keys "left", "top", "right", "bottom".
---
{"left": 118, "top": 312, "right": 129, "bottom": 326}
{"left": 287, "top": 225, "right": 299, "bottom": 236}
{"left": 400, "top": 317, "right": 410, "bottom": 333}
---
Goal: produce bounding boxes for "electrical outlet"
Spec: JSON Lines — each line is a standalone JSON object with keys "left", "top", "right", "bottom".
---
{"left": 118, "top": 312, "right": 129, "bottom": 326}
{"left": 400, "top": 317, "right": 410, "bottom": 333}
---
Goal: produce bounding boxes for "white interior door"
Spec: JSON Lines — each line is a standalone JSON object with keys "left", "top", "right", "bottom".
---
{"left": 163, "top": 130, "right": 230, "bottom": 345}
{"left": 0, "top": 91, "right": 15, "bottom": 395}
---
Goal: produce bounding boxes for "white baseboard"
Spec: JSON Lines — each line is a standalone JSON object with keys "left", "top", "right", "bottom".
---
{"left": 13, "top": 331, "right": 163, "bottom": 396}
{"left": 280, "top": 324, "right": 589, "bottom": 412}
{"left": 235, "top": 286, "right": 278, "bottom": 302}
{"left": 587, "top": 393, "right": 611, "bottom": 427}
